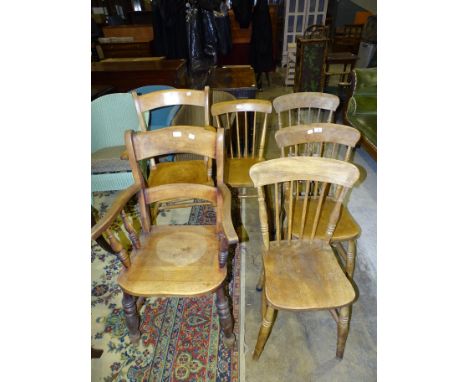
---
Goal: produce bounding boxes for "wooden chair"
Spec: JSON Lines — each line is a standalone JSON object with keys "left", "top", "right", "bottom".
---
{"left": 249, "top": 157, "right": 360, "bottom": 360}
{"left": 91, "top": 125, "right": 238, "bottom": 346}
{"left": 132, "top": 86, "right": 213, "bottom": 213}
{"left": 211, "top": 99, "right": 273, "bottom": 198}
{"left": 273, "top": 92, "right": 340, "bottom": 129}
{"left": 274, "top": 123, "right": 362, "bottom": 280}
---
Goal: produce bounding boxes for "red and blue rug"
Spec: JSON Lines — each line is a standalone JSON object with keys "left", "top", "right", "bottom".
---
{"left": 92, "top": 192, "right": 240, "bottom": 381}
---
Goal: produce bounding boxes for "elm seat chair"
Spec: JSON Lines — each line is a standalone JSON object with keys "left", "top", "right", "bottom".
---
{"left": 211, "top": 99, "right": 273, "bottom": 198}
{"left": 275, "top": 123, "right": 362, "bottom": 280}
{"left": 249, "top": 157, "right": 360, "bottom": 360}
{"left": 92, "top": 93, "right": 148, "bottom": 193}
{"left": 272, "top": 92, "right": 340, "bottom": 129}
{"left": 91, "top": 125, "right": 238, "bottom": 346}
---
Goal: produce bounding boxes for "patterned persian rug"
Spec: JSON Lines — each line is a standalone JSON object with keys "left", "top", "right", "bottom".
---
{"left": 92, "top": 192, "right": 240, "bottom": 382}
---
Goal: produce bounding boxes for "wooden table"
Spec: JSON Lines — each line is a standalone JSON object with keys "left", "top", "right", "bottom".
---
{"left": 208, "top": 66, "right": 257, "bottom": 99}
{"left": 91, "top": 58, "right": 188, "bottom": 92}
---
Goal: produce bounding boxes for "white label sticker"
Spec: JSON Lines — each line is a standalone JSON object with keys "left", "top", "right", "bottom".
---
{"left": 186, "top": 91, "right": 192, "bottom": 96}
{"left": 188, "top": 133, "right": 195, "bottom": 140}
{"left": 307, "top": 129, "right": 314, "bottom": 134}
{"left": 172, "top": 131, "right": 182, "bottom": 137}
{"left": 314, "top": 127, "right": 322, "bottom": 133}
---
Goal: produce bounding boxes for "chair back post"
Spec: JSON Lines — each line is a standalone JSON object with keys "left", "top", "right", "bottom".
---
{"left": 125, "top": 130, "right": 152, "bottom": 232}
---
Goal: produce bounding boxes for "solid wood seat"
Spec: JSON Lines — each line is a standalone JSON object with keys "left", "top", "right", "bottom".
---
{"left": 291, "top": 198, "right": 360, "bottom": 241}
{"left": 91, "top": 126, "right": 238, "bottom": 347}
{"left": 118, "top": 225, "right": 226, "bottom": 297}
{"left": 264, "top": 240, "right": 356, "bottom": 311}
{"left": 249, "top": 157, "right": 361, "bottom": 360}
{"left": 147, "top": 160, "right": 213, "bottom": 187}
{"left": 226, "top": 157, "right": 264, "bottom": 188}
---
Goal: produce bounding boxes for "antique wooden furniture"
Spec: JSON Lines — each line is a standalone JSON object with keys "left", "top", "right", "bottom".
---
{"left": 91, "top": 126, "right": 238, "bottom": 346}
{"left": 131, "top": 86, "right": 213, "bottom": 213}
{"left": 96, "top": 39, "right": 152, "bottom": 59}
{"left": 91, "top": 58, "right": 188, "bottom": 92}
{"left": 293, "top": 37, "right": 328, "bottom": 92}
{"left": 208, "top": 66, "right": 257, "bottom": 99}
{"left": 211, "top": 99, "right": 273, "bottom": 197}
{"left": 324, "top": 52, "right": 358, "bottom": 92}
{"left": 273, "top": 91, "right": 340, "bottom": 128}
{"left": 249, "top": 157, "right": 360, "bottom": 360}
{"left": 345, "top": 67, "right": 377, "bottom": 160}
{"left": 275, "top": 123, "right": 361, "bottom": 273}
{"left": 332, "top": 24, "right": 363, "bottom": 54}
{"left": 92, "top": 93, "right": 146, "bottom": 193}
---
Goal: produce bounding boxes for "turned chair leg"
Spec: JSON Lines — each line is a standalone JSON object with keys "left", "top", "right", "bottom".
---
{"left": 346, "top": 239, "right": 357, "bottom": 278}
{"left": 336, "top": 305, "right": 351, "bottom": 359}
{"left": 253, "top": 305, "right": 277, "bottom": 360}
{"left": 122, "top": 292, "right": 140, "bottom": 344}
{"left": 216, "top": 285, "right": 236, "bottom": 347}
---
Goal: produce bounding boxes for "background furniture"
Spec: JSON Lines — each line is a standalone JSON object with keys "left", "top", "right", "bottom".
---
{"left": 332, "top": 24, "right": 363, "bottom": 54}
{"left": 345, "top": 67, "right": 377, "bottom": 159}
{"left": 273, "top": 91, "right": 340, "bottom": 128}
{"left": 91, "top": 126, "right": 238, "bottom": 346}
{"left": 293, "top": 37, "right": 328, "bottom": 92}
{"left": 91, "top": 58, "right": 188, "bottom": 92}
{"left": 91, "top": 93, "right": 146, "bottom": 193}
{"left": 248, "top": 157, "right": 360, "bottom": 360}
{"left": 208, "top": 66, "right": 257, "bottom": 99}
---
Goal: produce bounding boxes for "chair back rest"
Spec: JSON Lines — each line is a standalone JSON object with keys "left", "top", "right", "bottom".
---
{"left": 249, "top": 157, "right": 360, "bottom": 249}
{"left": 91, "top": 93, "right": 141, "bottom": 152}
{"left": 125, "top": 126, "right": 224, "bottom": 232}
{"left": 275, "top": 123, "right": 361, "bottom": 162}
{"left": 132, "top": 86, "right": 210, "bottom": 132}
{"left": 273, "top": 92, "right": 340, "bottom": 128}
{"left": 132, "top": 85, "right": 180, "bottom": 131}
{"left": 211, "top": 99, "right": 272, "bottom": 159}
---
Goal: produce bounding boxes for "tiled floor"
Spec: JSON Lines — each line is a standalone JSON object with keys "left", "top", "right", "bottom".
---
{"left": 237, "top": 69, "right": 377, "bottom": 381}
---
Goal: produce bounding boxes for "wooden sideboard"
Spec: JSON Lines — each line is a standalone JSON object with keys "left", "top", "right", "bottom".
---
{"left": 91, "top": 58, "right": 188, "bottom": 91}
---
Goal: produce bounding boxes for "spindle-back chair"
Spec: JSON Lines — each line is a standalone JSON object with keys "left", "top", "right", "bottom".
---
{"left": 211, "top": 99, "right": 272, "bottom": 196}
{"left": 275, "top": 123, "right": 361, "bottom": 280}
{"left": 91, "top": 125, "right": 238, "bottom": 346}
{"left": 273, "top": 92, "right": 340, "bottom": 129}
{"left": 249, "top": 157, "right": 360, "bottom": 360}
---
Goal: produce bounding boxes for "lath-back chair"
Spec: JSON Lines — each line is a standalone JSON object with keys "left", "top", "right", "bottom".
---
{"left": 132, "top": 86, "right": 213, "bottom": 214}
{"left": 249, "top": 157, "right": 360, "bottom": 360}
{"left": 273, "top": 92, "right": 340, "bottom": 129}
{"left": 91, "top": 125, "right": 238, "bottom": 346}
{"left": 211, "top": 99, "right": 273, "bottom": 197}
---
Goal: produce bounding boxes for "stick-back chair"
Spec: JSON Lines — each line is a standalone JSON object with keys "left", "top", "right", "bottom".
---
{"left": 249, "top": 157, "right": 360, "bottom": 360}
{"left": 273, "top": 92, "right": 340, "bottom": 129}
{"left": 91, "top": 125, "right": 238, "bottom": 347}
{"left": 211, "top": 99, "right": 272, "bottom": 197}
{"left": 275, "top": 123, "right": 361, "bottom": 280}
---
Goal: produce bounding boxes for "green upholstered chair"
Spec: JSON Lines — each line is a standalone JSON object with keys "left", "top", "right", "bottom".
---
{"left": 92, "top": 93, "right": 148, "bottom": 193}
{"left": 345, "top": 67, "right": 377, "bottom": 159}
